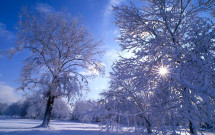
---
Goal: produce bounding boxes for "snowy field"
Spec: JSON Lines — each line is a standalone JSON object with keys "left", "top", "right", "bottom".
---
{"left": 0, "top": 118, "right": 120, "bottom": 135}
{"left": 0, "top": 118, "right": 215, "bottom": 135}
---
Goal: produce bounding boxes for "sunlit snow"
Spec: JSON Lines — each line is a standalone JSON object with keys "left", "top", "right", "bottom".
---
{"left": 0, "top": 119, "right": 119, "bottom": 135}
{"left": 0, "top": 118, "right": 214, "bottom": 135}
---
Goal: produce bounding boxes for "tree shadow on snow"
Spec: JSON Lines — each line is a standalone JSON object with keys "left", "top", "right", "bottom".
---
{"left": 0, "top": 130, "right": 125, "bottom": 135}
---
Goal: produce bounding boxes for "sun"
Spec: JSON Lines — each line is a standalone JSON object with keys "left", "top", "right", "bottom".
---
{"left": 159, "top": 66, "right": 168, "bottom": 76}
{"left": 152, "top": 64, "right": 170, "bottom": 78}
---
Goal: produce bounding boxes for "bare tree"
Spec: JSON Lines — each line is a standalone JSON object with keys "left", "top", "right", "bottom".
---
{"left": 14, "top": 7, "right": 104, "bottom": 127}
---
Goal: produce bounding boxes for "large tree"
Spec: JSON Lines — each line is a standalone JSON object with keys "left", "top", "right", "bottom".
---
{"left": 102, "top": 0, "right": 215, "bottom": 134}
{"left": 14, "top": 8, "right": 104, "bottom": 127}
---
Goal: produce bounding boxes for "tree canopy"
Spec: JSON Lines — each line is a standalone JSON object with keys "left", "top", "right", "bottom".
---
{"left": 101, "top": 0, "right": 215, "bottom": 134}
{"left": 14, "top": 7, "right": 104, "bottom": 127}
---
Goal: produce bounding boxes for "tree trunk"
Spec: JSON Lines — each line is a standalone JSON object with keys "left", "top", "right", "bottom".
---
{"left": 189, "top": 120, "right": 195, "bottom": 134}
{"left": 39, "top": 95, "right": 55, "bottom": 128}
{"left": 144, "top": 116, "right": 152, "bottom": 133}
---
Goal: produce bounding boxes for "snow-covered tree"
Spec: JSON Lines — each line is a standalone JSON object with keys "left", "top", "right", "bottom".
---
{"left": 102, "top": 0, "right": 215, "bottom": 134}
{"left": 71, "top": 100, "right": 100, "bottom": 122}
{"left": 13, "top": 7, "right": 104, "bottom": 127}
{"left": 52, "top": 98, "right": 71, "bottom": 119}
{"left": 0, "top": 103, "right": 8, "bottom": 115}
{"left": 0, "top": 93, "right": 71, "bottom": 120}
{"left": 100, "top": 62, "right": 154, "bottom": 134}
{"left": 25, "top": 93, "right": 46, "bottom": 119}
{"left": 4, "top": 101, "right": 28, "bottom": 118}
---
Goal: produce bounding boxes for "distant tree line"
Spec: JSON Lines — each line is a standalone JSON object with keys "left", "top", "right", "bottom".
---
{"left": 0, "top": 97, "right": 101, "bottom": 123}
{"left": 0, "top": 95, "right": 70, "bottom": 119}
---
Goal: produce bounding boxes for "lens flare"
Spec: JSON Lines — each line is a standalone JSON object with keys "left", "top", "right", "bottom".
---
{"left": 153, "top": 64, "right": 170, "bottom": 79}
{"left": 159, "top": 66, "right": 168, "bottom": 76}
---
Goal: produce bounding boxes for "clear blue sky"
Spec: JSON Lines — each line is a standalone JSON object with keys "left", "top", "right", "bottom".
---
{"left": 0, "top": 0, "right": 133, "bottom": 103}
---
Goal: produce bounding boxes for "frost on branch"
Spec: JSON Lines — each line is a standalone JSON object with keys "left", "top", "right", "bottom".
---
{"left": 101, "top": 0, "right": 215, "bottom": 134}
{"left": 14, "top": 7, "right": 104, "bottom": 127}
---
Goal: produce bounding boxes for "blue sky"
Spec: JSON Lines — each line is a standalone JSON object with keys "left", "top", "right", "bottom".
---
{"left": 0, "top": 0, "right": 131, "bottom": 103}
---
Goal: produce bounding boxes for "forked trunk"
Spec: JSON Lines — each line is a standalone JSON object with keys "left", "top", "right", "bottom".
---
{"left": 39, "top": 95, "right": 55, "bottom": 128}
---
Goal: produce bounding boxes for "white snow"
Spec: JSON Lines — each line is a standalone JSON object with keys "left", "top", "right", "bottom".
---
{"left": 0, "top": 118, "right": 214, "bottom": 135}
{"left": 0, "top": 118, "right": 119, "bottom": 135}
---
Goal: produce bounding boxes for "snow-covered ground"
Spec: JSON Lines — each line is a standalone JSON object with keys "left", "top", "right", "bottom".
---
{"left": 0, "top": 118, "right": 214, "bottom": 135}
{"left": 0, "top": 118, "right": 120, "bottom": 135}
